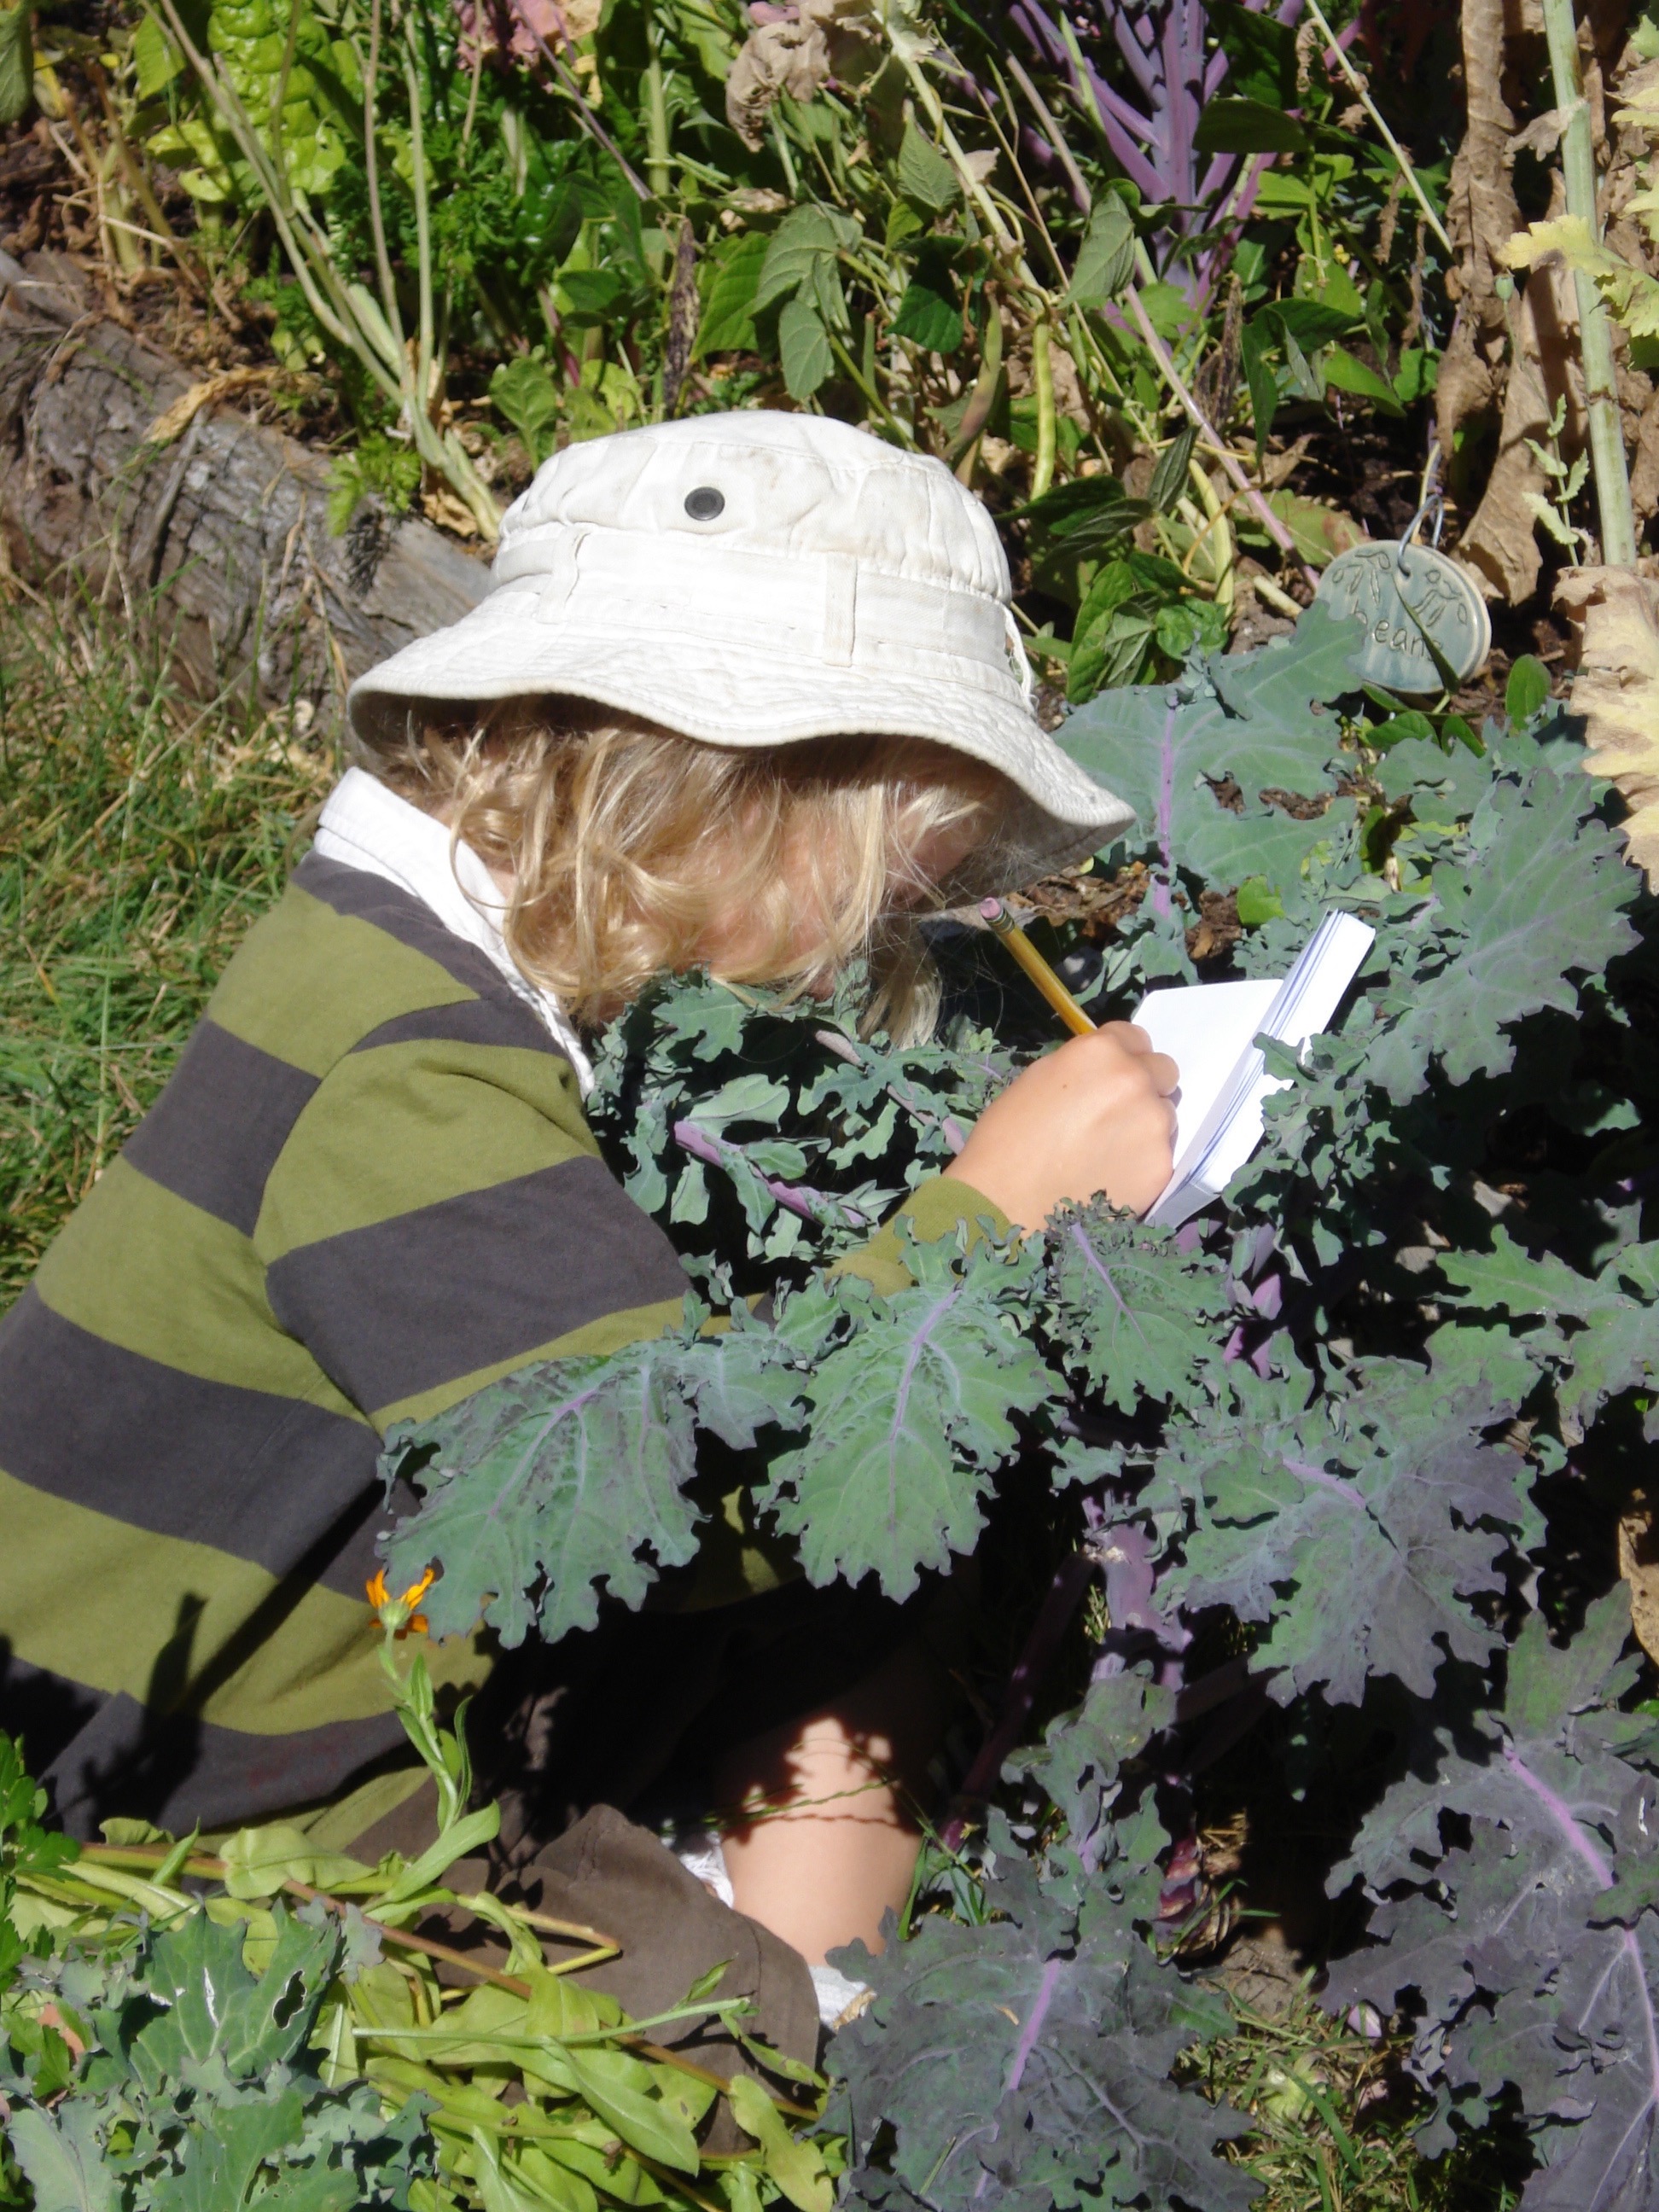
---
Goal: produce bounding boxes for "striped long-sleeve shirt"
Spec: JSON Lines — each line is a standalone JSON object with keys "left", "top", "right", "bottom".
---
{"left": 0, "top": 818, "right": 989, "bottom": 1842}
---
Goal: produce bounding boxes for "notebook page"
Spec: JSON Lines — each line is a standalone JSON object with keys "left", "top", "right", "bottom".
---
{"left": 1131, "top": 979, "right": 1282, "bottom": 1167}
{"left": 1139, "top": 910, "right": 1376, "bottom": 1229}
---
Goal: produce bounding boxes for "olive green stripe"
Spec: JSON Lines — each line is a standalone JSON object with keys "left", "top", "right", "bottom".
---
{"left": 0, "top": 1469, "right": 485, "bottom": 1733}
{"left": 830, "top": 1173, "right": 1006, "bottom": 1294}
{"left": 32, "top": 1159, "right": 364, "bottom": 1419}
{"left": 372, "top": 1296, "right": 687, "bottom": 1428}
{"left": 208, "top": 884, "right": 476, "bottom": 1077}
{"left": 256, "top": 1037, "right": 597, "bottom": 1256}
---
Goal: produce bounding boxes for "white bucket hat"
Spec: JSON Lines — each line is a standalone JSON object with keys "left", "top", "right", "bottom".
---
{"left": 346, "top": 411, "right": 1134, "bottom": 894}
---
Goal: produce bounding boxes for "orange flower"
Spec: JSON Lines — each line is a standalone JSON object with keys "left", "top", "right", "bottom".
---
{"left": 366, "top": 1565, "right": 436, "bottom": 1636}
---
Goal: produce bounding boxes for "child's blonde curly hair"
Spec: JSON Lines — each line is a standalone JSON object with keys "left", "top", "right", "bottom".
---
{"left": 359, "top": 697, "right": 1004, "bottom": 1039}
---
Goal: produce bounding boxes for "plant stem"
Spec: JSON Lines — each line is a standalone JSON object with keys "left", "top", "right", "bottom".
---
{"left": 1301, "top": 0, "right": 1452, "bottom": 259}
{"left": 644, "top": 49, "right": 671, "bottom": 202}
{"left": 363, "top": 0, "right": 404, "bottom": 352}
{"left": 532, "top": 30, "right": 651, "bottom": 201}
{"left": 1540, "top": 0, "right": 1638, "bottom": 566}
{"left": 1031, "top": 317, "right": 1057, "bottom": 498}
{"left": 1123, "top": 285, "right": 1320, "bottom": 590}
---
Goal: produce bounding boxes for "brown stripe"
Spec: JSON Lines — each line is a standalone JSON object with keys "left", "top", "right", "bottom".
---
{"left": 121, "top": 1018, "right": 320, "bottom": 1235}
{"left": 0, "top": 1291, "right": 380, "bottom": 1597}
{"left": 265, "top": 1155, "right": 689, "bottom": 1418}
{"left": 353, "top": 994, "right": 560, "bottom": 1059}
{"left": 293, "top": 851, "right": 520, "bottom": 1007}
{"left": 2, "top": 1650, "right": 412, "bottom": 1840}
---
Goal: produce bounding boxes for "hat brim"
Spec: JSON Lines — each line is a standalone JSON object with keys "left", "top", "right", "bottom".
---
{"left": 346, "top": 611, "right": 1136, "bottom": 900}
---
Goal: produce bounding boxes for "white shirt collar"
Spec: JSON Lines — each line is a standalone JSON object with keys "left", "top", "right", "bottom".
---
{"left": 311, "top": 767, "right": 595, "bottom": 1095}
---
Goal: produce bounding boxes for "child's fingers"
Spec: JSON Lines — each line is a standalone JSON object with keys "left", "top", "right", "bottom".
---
{"left": 1094, "top": 1023, "right": 1179, "bottom": 1091}
{"left": 1098, "top": 1021, "right": 1154, "bottom": 1054}
{"left": 1139, "top": 1051, "right": 1180, "bottom": 1097}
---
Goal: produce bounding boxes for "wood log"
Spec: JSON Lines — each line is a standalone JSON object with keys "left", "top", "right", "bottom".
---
{"left": 0, "top": 248, "right": 490, "bottom": 714}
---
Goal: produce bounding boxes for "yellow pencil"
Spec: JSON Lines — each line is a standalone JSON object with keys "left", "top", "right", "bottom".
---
{"left": 979, "top": 898, "right": 1096, "bottom": 1038}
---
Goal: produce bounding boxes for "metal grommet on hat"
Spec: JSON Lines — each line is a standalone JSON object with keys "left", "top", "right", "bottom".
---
{"left": 684, "top": 486, "right": 725, "bottom": 521}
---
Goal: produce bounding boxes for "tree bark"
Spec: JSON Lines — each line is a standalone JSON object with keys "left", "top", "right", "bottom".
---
{"left": 0, "top": 248, "right": 489, "bottom": 715}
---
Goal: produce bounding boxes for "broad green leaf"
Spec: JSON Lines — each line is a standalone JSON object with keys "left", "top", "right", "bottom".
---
{"left": 1059, "top": 599, "right": 1365, "bottom": 886}
{"left": 777, "top": 294, "right": 833, "bottom": 401}
{"left": 761, "top": 1238, "right": 1055, "bottom": 1598}
{"left": 1322, "top": 344, "right": 1405, "bottom": 417}
{"left": 1043, "top": 1204, "right": 1236, "bottom": 1412}
{"left": 1148, "top": 423, "right": 1198, "bottom": 515}
{"left": 1240, "top": 317, "right": 1278, "bottom": 463}
{"left": 123, "top": 1907, "right": 342, "bottom": 2089}
{"left": 1014, "top": 1667, "right": 1175, "bottom": 1858}
{"left": 1192, "top": 96, "right": 1307, "bottom": 154}
{"left": 1380, "top": 765, "right": 1640, "bottom": 1094}
{"left": 696, "top": 231, "right": 768, "bottom": 357}
{"left": 892, "top": 276, "right": 962, "bottom": 352}
{"left": 1147, "top": 1367, "right": 1528, "bottom": 1705}
{"left": 1069, "top": 193, "right": 1137, "bottom": 306}
{"left": 754, "top": 203, "right": 859, "bottom": 314}
{"left": 149, "top": 2088, "right": 309, "bottom": 2212}
{"left": 1268, "top": 298, "right": 1358, "bottom": 347}
{"left": 1433, "top": 1228, "right": 1659, "bottom": 1423}
{"left": 0, "top": 0, "right": 32, "bottom": 125}
{"left": 1505, "top": 653, "right": 1551, "bottom": 724}
{"left": 1265, "top": 490, "right": 1366, "bottom": 567}
{"left": 1235, "top": 875, "right": 1284, "bottom": 925}
{"left": 6, "top": 2105, "right": 118, "bottom": 2212}
{"left": 561, "top": 2045, "right": 701, "bottom": 2174}
{"left": 1154, "top": 597, "right": 1229, "bottom": 662}
{"left": 381, "top": 1336, "right": 708, "bottom": 1647}
{"left": 134, "top": 9, "right": 183, "bottom": 96}
{"left": 896, "top": 119, "right": 958, "bottom": 212}
{"left": 219, "top": 1823, "right": 370, "bottom": 1901}
{"left": 726, "top": 2074, "right": 832, "bottom": 2212}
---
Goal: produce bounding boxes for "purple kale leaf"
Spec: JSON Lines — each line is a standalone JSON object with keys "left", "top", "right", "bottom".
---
{"left": 1057, "top": 599, "right": 1364, "bottom": 905}
{"left": 1013, "top": 1662, "right": 1178, "bottom": 1875}
{"left": 381, "top": 1331, "right": 713, "bottom": 1645}
{"left": 1328, "top": 1593, "right": 1659, "bottom": 2209}
{"left": 1144, "top": 1364, "right": 1528, "bottom": 1705}
{"left": 1041, "top": 1201, "right": 1238, "bottom": 1412}
{"left": 828, "top": 1863, "right": 1256, "bottom": 2209}
{"left": 759, "top": 1227, "right": 1057, "bottom": 1599}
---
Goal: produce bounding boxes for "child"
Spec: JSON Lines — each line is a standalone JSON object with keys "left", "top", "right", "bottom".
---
{"left": 0, "top": 412, "right": 1176, "bottom": 2043}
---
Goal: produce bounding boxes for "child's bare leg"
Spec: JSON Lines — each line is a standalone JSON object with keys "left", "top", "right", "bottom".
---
{"left": 710, "top": 1639, "right": 947, "bottom": 1965}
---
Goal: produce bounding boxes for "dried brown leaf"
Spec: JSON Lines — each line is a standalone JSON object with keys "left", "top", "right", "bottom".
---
{"left": 1617, "top": 1489, "right": 1659, "bottom": 1662}
{"left": 143, "top": 365, "right": 271, "bottom": 447}
{"left": 1558, "top": 562, "right": 1659, "bottom": 884}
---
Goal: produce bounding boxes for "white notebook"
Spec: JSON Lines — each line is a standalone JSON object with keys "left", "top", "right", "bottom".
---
{"left": 1132, "top": 910, "right": 1376, "bottom": 1229}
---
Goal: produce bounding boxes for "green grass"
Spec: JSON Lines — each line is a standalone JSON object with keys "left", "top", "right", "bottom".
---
{"left": 0, "top": 582, "right": 1528, "bottom": 2210}
{"left": 0, "top": 581, "right": 336, "bottom": 1307}
{"left": 1187, "top": 1979, "right": 1528, "bottom": 2212}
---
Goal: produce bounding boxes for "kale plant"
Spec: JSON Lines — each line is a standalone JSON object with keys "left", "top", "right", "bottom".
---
{"left": 374, "top": 598, "right": 1659, "bottom": 2207}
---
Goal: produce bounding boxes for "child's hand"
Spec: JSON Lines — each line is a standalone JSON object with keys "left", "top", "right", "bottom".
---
{"left": 952, "top": 1023, "right": 1179, "bottom": 1230}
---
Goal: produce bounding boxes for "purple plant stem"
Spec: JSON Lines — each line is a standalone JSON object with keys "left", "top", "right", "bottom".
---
{"left": 940, "top": 1546, "right": 1098, "bottom": 1852}
{"left": 1500, "top": 1742, "right": 1659, "bottom": 2145}
{"left": 671, "top": 1119, "right": 870, "bottom": 1229}
{"left": 1004, "top": 1956, "right": 1065, "bottom": 2093}
{"left": 529, "top": 28, "right": 650, "bottom": 199}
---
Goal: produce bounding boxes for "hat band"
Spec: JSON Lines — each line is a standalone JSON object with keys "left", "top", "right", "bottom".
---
{"left": 492, "top": 522, "right": 1016, "bottom": 690}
